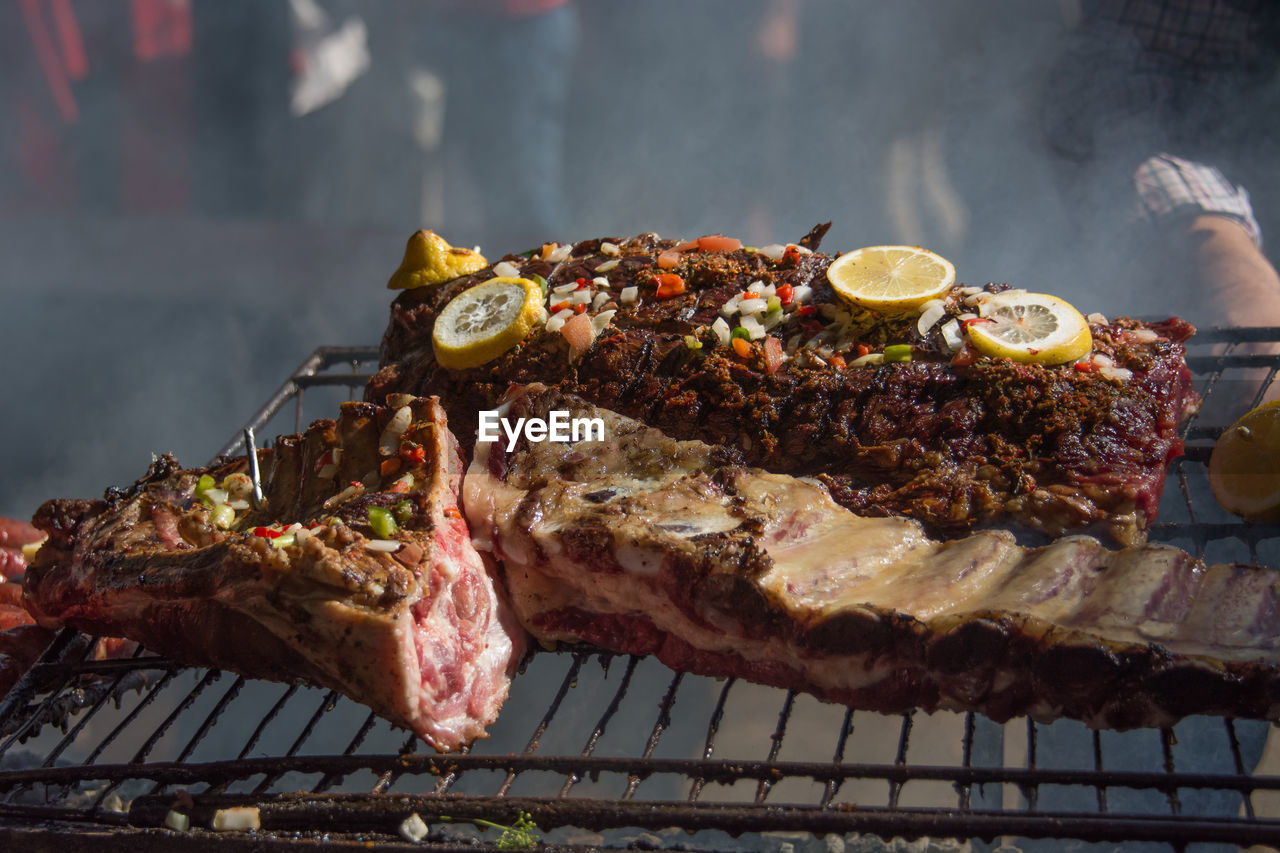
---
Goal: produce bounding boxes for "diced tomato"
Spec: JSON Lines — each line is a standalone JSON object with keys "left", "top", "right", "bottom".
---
{"left": 763, "top": 336, "right": 784, "bottom": 373}
{"left": 783, "top": 246, "right": 800, "bottom": 265}
{"left": 573, "top": 303, "right": 587, "bottom": 313}
{"left": 777, "top": 284, "right": 795, "bottom": 305}
{"left": 856, "top": 343, "right": 872, "bottom": 357}
{"left": 576, "top": 277, "right": 587, "bottom": 288}
{"left": 698, "top": 234, "right": 742, "bottom": 252}
{"left": 797, "top": 305, "right": 817, "bottom": 316}
{"left": 312, "top": 449, "right": 334, "bottom": 473}
{"left": 830, "top": 354, "right": 847, "bottom": 369}
{"left": 731, "top": 337, "right": 753, "bottom": 359}
{"left": 657, "top": 250, "right": 682, "bottom": 269}
{"left": 551, "top": 300, "right": 570, "bottom": 312}
{"left": 1073, "top": 360, "right": 1097, "bottom": 373}
{"left": 381, "top": 457, "right": 401, "bottom": 477}
{"left": 253, "top": 527, "right": 282, "bottom": 539}
{"left": 399, "top": 444, "right": 426, "bottom": 464}
{"left": 561, "top": 312, "right": 595, "bottom": 355}
{"left": 654, "top": 273, "right": 686, "bottom": 299}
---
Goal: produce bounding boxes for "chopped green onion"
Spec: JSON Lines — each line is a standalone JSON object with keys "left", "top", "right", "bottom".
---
{"left": 271, "top": 534, "right": 296, "bottom": 549}
{"left": 210, "top": 503, "right": 235, "bottom": 530}
{"left": 369, "top": 506, "right": 398, "bottom": 540}
{"left": 884, "top": 344, "right": 913, "bottom": 362}
{"left": 530, "top": 273, "right": 548, "bottom": 295}
{"left": 731, "top": 326, "right": 751, "bottom": 341}
{"left": 195, "top": 474, "right": 216, "bottom": 496}
{"left": 767, "top": 295, "right": 781, "bottom": 312}
{"left": 393, "top": 500, "right": 413, "bottom": 526}
{"left": 684, "top": 334, "right": 703, "bottom": 350}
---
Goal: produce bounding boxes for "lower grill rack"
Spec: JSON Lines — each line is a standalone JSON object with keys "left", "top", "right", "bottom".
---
{"left": 0, "top": 331, "right": 1277, "bottom": 851}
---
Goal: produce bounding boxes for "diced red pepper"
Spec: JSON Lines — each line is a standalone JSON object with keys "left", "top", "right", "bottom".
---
{"left": 743, "top": 290, "right": 759, "bottom": 300}
{"left": 381, "top": 457, "right": 402, "bottom": 477}
{"left": 777, "top": 284, "right": 795, "bottom": 306}
{"left": 783, "top": 246, "right": 800, "bottom": 265}
{"left": 731, "top": 337, "right": 753, "bottom": 358}
{"left": 654, "top": 273, "right": 686, "bottom": 299}
{"left": 444, "top": 507, "right": 462, "bottom": 519}
{"left": 253, "top": 527, "right": 282, "bottom": 539}
{"left": 797, "top": 304, "right": 817, "bottom": 316}
{"left": 573, "top": 303, "right": 587, "bottom": 313}
{"left": 1073, "top": 360, "right": 1097, "bottom": 373}
{"left": 856, "top": 343, "right": 872, "bottom": 357}
{"left": 830, "top": 354, "right": 847, "bottom": 369}
{"left": 551, "top": 300, "right": 570, "bottom": 312}
{"left": 962, "top": 317, "right": 994, "bottom": 328}
{"left": 576, "top": 277, "right": 587, "bottom": 288}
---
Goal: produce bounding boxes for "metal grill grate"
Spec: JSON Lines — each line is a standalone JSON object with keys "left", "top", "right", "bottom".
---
{"left": 1, "top": 331, "right": 1278, "bottom": 851}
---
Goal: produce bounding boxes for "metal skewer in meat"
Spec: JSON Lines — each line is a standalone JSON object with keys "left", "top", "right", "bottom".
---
{"left": 24, "top": 396, "right": 524, "bottom": 751}
{"left": 465, "top": 386, "right": 1280, "bottom": 731}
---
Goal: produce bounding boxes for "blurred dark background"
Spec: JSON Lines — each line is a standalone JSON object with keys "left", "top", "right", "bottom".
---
{"left": 2, "top": 0, "right": 1278, "bottom": 517}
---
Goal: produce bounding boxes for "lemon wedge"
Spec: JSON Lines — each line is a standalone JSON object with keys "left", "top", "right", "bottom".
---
{"left": 826, "top": 245, "right": 956, "bottom": 313}
{"left": 1209, "top": 400, "right": 1280, "bottom": 521}
{"left": 432, "top": 277, "right": 546, "bottom": 369}
{"left": 388, "top": 230, "right": 488, "bottom": 290}
{"left": 965, "top": 291, "right": 1093, "bottom": 365}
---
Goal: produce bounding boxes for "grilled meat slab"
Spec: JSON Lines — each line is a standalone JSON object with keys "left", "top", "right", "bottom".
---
{"left": 25, "top": 397, "right": 524, "bottom": 751}
{"left": 370, "top": 231, "right": 1199, "bottom": 545}
{"left": 465, "top": 388, "right": 1280, "bottom": 730}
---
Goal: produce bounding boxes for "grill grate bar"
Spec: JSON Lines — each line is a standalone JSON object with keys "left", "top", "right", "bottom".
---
{"left": 144, "top": 674, "right": 245, "bottom": 799}
{"left": 956, "top": 712, "right": 976, "bottom": 811}
{"left": 252, "top": 690, "right": 341, "bottom": 795}
{"left": 429, "top": 741, "right": 471, "bottom": 796}
{"left": 687, "top": 677, "right": 735, "bottom": 803}
{"left": 1024, "top": 719, "right": 1039, "bottom": 813}
{"left": 494, "top": 652, "right": 584, "bottom": 798}
{"left": 1225, "top": 718, "right": 1256, "bottom": 820}
{"left": 369, "top": 733, "right": 417, "bottom": 796}
{"left": 621, "top": 670, "right": 684, "bottom": 801}
{"left": 202, "top": 685, "right": 298, "bottom": 797}
{"left": 314, "top": 710, "right": 379, "bottom": 795}
{"left": 557, "top": 655, "right": 640, "bottom": 798}
{"left": 1161, "top": 728, "right": 1181, "bottom": 817}
{"left": 38, "top": 643, "right": 153, "bottom": 771}
{"left": 753, "top": 689, "right": 797, "bottom": 805}
{"left": 886, "top": 711, "right": 914, "bottom": 810}
{"left": 1093, "top": 730, "right": 1108, "bottom": 813}
{"left": 819, "top": 707, "right": 855, "bottom": 809}
{"left": 0, "top": 630, "right": 96, "bottom": 757}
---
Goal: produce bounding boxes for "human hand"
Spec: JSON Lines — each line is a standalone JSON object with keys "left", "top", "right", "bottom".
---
{"left": 0, "top": 517, "right": 44, "bottom": 580}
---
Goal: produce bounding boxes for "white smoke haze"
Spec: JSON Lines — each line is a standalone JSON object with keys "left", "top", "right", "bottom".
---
{"left": 0, "top": 0, "right": 1270, "bottom": 517}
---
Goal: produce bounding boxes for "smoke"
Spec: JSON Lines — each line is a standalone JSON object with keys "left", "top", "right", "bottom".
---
{"left": 0, "top": 0, "right": 1269, "bottom": 517}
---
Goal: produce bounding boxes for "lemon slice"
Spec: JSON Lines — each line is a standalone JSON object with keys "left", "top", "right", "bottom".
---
{"left": 432, "top": 277, "right": 545, "bottom": 369}
{"left": 826, "top": 245, "right": 956, "bottom": 312}
{"left": 965, "top": 291, "right": 1093, "bottom": 365}
{"left": 1209, "top": 400, "right": 1280, "bottom": 521}
{"left": 388, "top": 230, "right": 488, "bottom": 290}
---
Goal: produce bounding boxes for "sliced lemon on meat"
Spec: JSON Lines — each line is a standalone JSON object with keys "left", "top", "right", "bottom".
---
{"left": 826, "top": 245, "right": 956, "bottom": 313}
{"left": 388, "top": 230, "right": 488, "bottom": 290}
{"left": 1209, "top": 400, "right": 1280, "bottom": 521}
{"left": 965, "top": 291, "right": 1093, "bottom": 365}
{"left": 432, "top": 277, "right": 545, "bottom": 369}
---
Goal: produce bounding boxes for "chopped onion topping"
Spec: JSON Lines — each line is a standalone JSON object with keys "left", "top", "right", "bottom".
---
{"left": 592, "top": 276, "right": 610, "bottom": 289}
{"left": 570, "top": 290, "right": 593, "bottom": 305}
{"left": 1092, "top": 353, "right": 1115, "bottom": 368}
{"left": 317, "top": 463, "right": 338, "bottom": 479}
{"left": 552, "top": 282, "right": 578, "bottom": 295}
{"left": 546, "top": 315, "right": 567, "bottom": 334}
{"left": 547, "top": 244, "right": 571, "bottom": 263}
{"left": 493, "top": 261, "right": 520, "bottom": 278}
{"left": 211, "top": 807, "right": 261, "bottom": 832}
{"left": 366, "top": 539, "right": 401, "bottom": 553}
{"left": 228, "top": 499, "right": 250, "bottom": 511}
{"left": 591, "top": 309, "right": 617, "bottom": 334}
{"left": 758, "top": 243, "right": 786, "bottom": 261}
{"left": 400, "top": 813, "right": 429, "bottom": 843}
{"left": 1130, "top": 328, "right": 1159, "bottom": 342}
{"left": 203, "top": 488, "right": 229, "bottom": 506}
{"left": 600, "top": 241, "right": 620, "bottom": 256}
{"left": 595, "top": 258, "right": 620, "bottom": 272}
{"left": 1099, "top": 366, "right": 1134, "bottom": 381}
{"left": 738, "top": 297, "right": 767, "bottom": 315}
{"left": 850, "top": 352, "right": 886, "bottom": 367}
{"left": 740, "top": 315, "right": 766, "bottom": 340}
{"left": 591, "top": 291, "right": 610, "bottom": 310}
{"left": 619, "top": 286, "right": 638, "bottom": 304}
{"left": 940, "top": 319, "right": 963, "bottom": 352}
{"left": 917, "top": 300, "right": 946, "bottom": 336}
{"left": 379, "top": 405, "right": 413, "bottom": 456}
{"left": 1087, "top": 312, "right": 1108, "bottom": 325}
{"left": 712, "top": 317, "right": 731, "bottom": 346}
{"left": 164, "top": 810, "right": 191, "bottom": 832}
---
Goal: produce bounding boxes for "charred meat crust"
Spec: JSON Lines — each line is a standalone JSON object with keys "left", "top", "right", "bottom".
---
{"left": 369, "top": 231, "right": 1198, "bottom": 545}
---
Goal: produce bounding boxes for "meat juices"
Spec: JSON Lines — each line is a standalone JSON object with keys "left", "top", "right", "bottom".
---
{"left": 25, "top": 397, "right": 524, "bottom": 751}
{"left": 466, "top": 387, "right": 1280, "bottom": 731}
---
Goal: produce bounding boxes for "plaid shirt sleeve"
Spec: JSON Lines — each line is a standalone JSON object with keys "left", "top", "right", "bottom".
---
{"left": 1133, "top": 153, "right": 1263, "bottom": 246}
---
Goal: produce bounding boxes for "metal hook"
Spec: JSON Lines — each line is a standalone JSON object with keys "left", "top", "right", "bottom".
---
{"left": 244, "top": 427, "right": 265, "bottom": 510}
